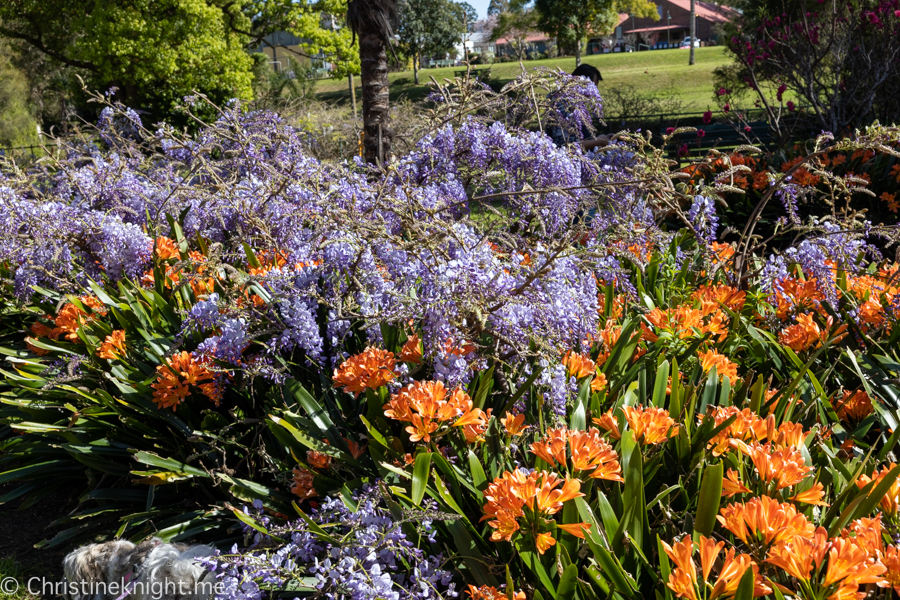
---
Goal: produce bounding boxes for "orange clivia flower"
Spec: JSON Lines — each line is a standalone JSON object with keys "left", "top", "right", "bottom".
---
{"left": 643, "top": 305, "right": 705, "bottom": 341}
{"left": 710, "top": 242, "right": 736, "bottom": 270}
{"left": 398, "top": 334, "right": 423, "bottom": 363}
{"left": 740, "top": 442, "right": 814, "bottom": 491}
{"left": 881, "top": 546, "right": 900, "bottom": 595}
{"left": 562, "top": 350, "right": 596, "bottom": 379}
{"left": 841, "top": 515, "right": 884, "bottom": 559}
{"left": 333, "top": 347, "right": 396, "bottom": 395}
{"left": 698, "top": 349, "right": 739, "bottom": 382}
{"left": 290, "top": 466, "right": 316, "bottom": 499}
{"left": 345, "top": 437, "right": 367, "bottom": 459}
{"left": 662, "top": 536, "right": 768, "bottom": 600}
{"left": 306, "top": 450, "right": 332, "bottom": 470}
{"left": 857, "top": 463, "right": 900, "bottom": 518}
{"left": 779, "top": 312, "right": 824, "bottom": 351}
{"left": 698, "top": 536, "right": 726, "bottom": 582}
{"left": 460, "top": 408, "right": 492, "bottom": 443}
{"left": 709, "top": 548, "right": 770, "bottom": 599}
{"left": 593, "top": 410, "right": 621, "bottom": 439}
{"left": 722, "top": 469, "right": 751, "bottom": 497}
{"left": 502, "top": 412, "right": 528, "bottom": 436}
{"left": 823, "top": 536, "right": 886, "bottom": 588}
{"left": 661, "top": 537, "right": 697, "bottom": 586}
{"left": 622, "top": 405, "right": 680, "bottom": 445}
{"left": 766, "top": 526, "right": 828, "bottom": 581}
{"left": 835, "top": 390, "right": 875, "bottom": 423}
{"left": 557, "top": 522, "right": 592, "bottom": 538}
{"left": 535, "top": 532, "right": 556, "bottom": 554}
{"left": 789, "top": 482, "right": 828, "bottom": 506}
{"left": 692, "top": 284, "right": 746, "bottom": 312}
{"left": 704, "top": 407, "right": 768, "bottom": 456}
{"left": 662, "top": 538, "right": 699, "bottom": 600}
{"left": 717, "top": 496, "right": 814, "bottom": 547}
{"left": 383, "top": 381, "right": 484, "bottom": 443}
{"left": 154, "top": 237, "right": 181, "bottom": 260}
{"left": 775, "top": 277, "right": 825, "bottom": 319}
{"left": 752, "top": 171, "right": 770, "bottom": 191}
{"left": 151, "top": 351, "right": 219, "bottom": 410}
{"left": 97, "top": 330, "right": 127, "bottom": 360}
{"left": 530, "top": 427, "right": 624, "bottom": 482}
{"left": 53, "top": 296, "right": 106, "bottom": 343}
{"left": 591, "top": 372, "right": 608, "bottom": 392}
{"left": 465, "top": 586, "right": 525, "bottom": 600}
{"left": 482, "top": 468, "right": 584, "bottom": 553}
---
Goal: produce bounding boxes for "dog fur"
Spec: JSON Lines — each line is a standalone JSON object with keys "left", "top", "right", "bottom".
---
{"left": 63, "top": 538, "right": 215, "bottom": 600}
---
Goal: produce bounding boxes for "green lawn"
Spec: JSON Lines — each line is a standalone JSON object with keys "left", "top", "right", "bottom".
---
{"left": 316, "top": 46, "right": 732, "bottom": 112}
{"left": 0, "top": 558, "right": 37, "bottom": 600}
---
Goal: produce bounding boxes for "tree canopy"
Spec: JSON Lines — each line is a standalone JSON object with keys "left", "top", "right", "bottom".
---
{"left": 534, "top": 0, "right": 658, "bottom": 64}
{"left": 396, "top": 0, "right": 467, "bottom": 83}
{"left": 490, "top": 0, "right": 539, "bottom": 61}
{"left": 0, "top": 0, "right": 361, "bottom": 123}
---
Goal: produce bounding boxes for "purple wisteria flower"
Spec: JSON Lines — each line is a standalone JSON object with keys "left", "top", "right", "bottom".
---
{"left": 204, "top": 486, "right": 456, "bottom": 600}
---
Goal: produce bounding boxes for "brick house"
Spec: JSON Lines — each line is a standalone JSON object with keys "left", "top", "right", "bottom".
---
{"left": 608, "top": 1, "right": 736, "bottom": 50}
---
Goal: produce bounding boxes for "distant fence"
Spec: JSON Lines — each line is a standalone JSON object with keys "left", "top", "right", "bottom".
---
{"left": 0, "top": 145, "right": 47, "bottom": 159}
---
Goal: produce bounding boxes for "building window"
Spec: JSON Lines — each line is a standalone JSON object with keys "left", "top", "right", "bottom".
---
{"left": 657, "top": 4, "right": 663, "bottom": 18}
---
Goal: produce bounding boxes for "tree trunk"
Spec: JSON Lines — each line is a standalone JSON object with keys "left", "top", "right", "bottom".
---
{"left": 575, "top": 39, "right": 582, "bottom": 66}
{"left": 413, "top": 52, "right": 419, "bottom": 84}
{"left": 360, "top": 29, "right": 392, "bottom": 165}
{"left": 349, "top": 73, "right": 358, "bottom": 120}
{"left": 689, "top": 0, "right": 696, "bottom": 65}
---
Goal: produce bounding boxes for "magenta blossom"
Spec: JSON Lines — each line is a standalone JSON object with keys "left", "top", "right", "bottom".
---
{"left": 777, "top": 84, "right": 787, "bottom": 102}
{"left": 702, "top": 111, "right": 713, "bottom": 124}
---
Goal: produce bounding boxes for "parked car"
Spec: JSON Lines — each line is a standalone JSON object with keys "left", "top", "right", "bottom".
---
{"left": 680, "top": 36, "right": 700, "bottom": 48}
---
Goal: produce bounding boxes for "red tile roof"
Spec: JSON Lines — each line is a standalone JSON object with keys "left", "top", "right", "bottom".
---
{"left": 663, "top": 0, "right": 737, "bottom": 24}
{"left": 624, "top": 24, "right": 688, "bottom": 34}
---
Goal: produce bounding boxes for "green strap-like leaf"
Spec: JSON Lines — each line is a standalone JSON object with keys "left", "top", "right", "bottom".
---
{"left": 733, "top": 563, "right": 755, "bottom": 600}
{"left": 411, "top": 452, "right": 432, "bottom": 506}
{"left": 694, "top": 461, "right": 724, "bottom": 537}
{"left": 556, "top": 564, "right": 578, "bottom": 600}
{"left": 652, "top": 360, "right": 670, "bottom": 408}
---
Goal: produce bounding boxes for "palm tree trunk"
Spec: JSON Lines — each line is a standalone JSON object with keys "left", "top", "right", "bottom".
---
{"left": 689, "top": 0, "right": 696, "bottom": 65}
{"left": 359, "top": 29, "right": 392, "bottom": 165}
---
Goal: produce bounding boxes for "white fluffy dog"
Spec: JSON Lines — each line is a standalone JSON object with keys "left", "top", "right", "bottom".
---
{"left": 63, "top": 538, "right": 216, "bottom": 600}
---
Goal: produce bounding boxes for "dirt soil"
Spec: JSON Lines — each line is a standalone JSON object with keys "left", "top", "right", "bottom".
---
{"left": 0, "top": 483, "right": 74, "bottom": 586}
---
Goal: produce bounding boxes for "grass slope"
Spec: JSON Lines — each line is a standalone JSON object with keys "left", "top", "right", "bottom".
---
{"left": 316, "top": 46, "right": 732, "bottom": 112}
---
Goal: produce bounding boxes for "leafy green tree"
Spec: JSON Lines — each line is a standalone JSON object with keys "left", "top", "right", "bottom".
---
{"left": 490, "top": 0, "right": 539, "bottom": 61}
{"left": 396, "top": 0, "right": 467, "bottom": 83}
{"left": 0, "top": 41, "right": 38, "bottom": 147}
{"left": 0, "top": 0, "right": 362, "bottom": 125}
{"left": 245, "top": 0, "right": 361, "bottom": 78}
{"left": 457, "top": 2, "right": 478, "bottom": 31}
{"left": 534, "top": 0, "right": 657, "bottom": 65}
{"left": 487, "top": 0, "right": 509, "bottom": 15}
{"left": 0, "top": 0, "right": 259, "bottom": 122}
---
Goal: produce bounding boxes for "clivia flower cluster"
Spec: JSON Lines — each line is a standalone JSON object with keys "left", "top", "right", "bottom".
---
{"left": 481, "top": 468, "right": 590, "bottom": 554}
{"left": 383, "top": 380, "right": 489, "bottom": 443}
